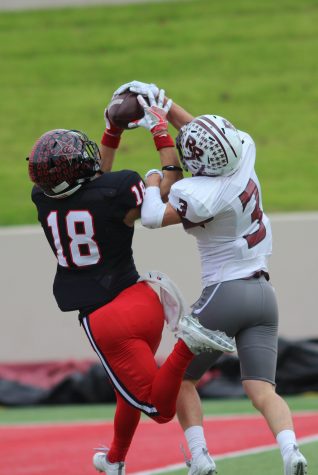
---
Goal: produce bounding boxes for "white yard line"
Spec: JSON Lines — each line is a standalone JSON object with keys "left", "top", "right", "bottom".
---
{"left": 0, "top": 0, "right": 171, "bottom": 11}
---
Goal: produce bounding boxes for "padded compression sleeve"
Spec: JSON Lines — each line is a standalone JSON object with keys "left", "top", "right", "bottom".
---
{"left": 141, "top": 186, "right": 166, "bottom": 229}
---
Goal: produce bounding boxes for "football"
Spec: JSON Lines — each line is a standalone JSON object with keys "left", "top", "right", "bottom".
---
{"left": 107, "top": 91, "right": 149, "bottom": 129}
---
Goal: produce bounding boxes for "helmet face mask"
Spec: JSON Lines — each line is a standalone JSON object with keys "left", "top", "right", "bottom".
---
{"left": 28, "top": 129, "right": 101, "bottom": 198}
{"left": 176, "top": 115, "right": 243, "bottom": 177}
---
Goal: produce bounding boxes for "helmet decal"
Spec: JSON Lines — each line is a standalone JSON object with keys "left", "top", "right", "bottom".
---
{"left": 200, "top": 115, "right": 238, "bottom": 157}
{"left": 176, "top": 115, "right": 242, "bottom": 177}
{"left": 184, "top": 134, "right": 204, "bottom": 160}
{"left": 28, "top": 129, "right": 101, "bottom": 198}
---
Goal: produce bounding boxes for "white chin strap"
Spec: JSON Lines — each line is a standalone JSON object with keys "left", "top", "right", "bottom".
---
{"left": 139, "top": 270, "right": 189, "bottom": 331}
{"left": 46, "top": 182, "right": 82, "bottom": 199}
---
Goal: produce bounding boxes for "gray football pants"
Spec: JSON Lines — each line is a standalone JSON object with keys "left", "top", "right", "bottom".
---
{"left": 184, "top": 275, "right": 279, "bottom": 384}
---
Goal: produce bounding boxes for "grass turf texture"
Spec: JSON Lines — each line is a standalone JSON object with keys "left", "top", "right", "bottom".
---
{"left": 0, "top": 0, "right": 317, "bottom": 225}
{"left": 1, "top": 394, "right": 317, "bottom": 424}
{"left": 161, "top": 443, "right": 316, "bottom": 475}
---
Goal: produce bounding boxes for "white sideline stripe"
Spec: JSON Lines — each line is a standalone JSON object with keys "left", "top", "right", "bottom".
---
{"left": 0, "top": 0, "right": 170, "bottom": 11}
{"left": 203, "top": 410, "right": 318, "bottom": 420}
{"left": 269, "top": 211, "right": 318, "bottom": 222}
{"left": 131, "top": 434, "right": 318, "bottom": 475}
{"left": 1, "top": 212, "right": 318, "bottom": 236}
{"left": 0, "top": 225, "right": 42, "bottom": 236}
{"left": 0, "top": 212, "right": 318, "bottom": 237}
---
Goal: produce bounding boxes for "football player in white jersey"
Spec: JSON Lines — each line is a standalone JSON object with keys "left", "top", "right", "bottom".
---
{"left": 118, "top": 81, "right": 308, "bottom": 475}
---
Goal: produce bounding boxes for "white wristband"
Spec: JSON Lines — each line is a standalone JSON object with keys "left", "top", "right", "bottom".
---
{"left": 145, "top": 169, "right": 164, "bottom": 180}
{"left": 141, "top": 186, "right": 166, "bottom": 229}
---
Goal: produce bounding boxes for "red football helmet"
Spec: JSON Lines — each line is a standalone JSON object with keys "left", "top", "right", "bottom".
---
{"left": 28, "top": 129, "right": 101, "bottom": 198}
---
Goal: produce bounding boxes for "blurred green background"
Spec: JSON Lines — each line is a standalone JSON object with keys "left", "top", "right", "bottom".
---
{"left": 0, "top": 0, "right": 317, "bottom": 225}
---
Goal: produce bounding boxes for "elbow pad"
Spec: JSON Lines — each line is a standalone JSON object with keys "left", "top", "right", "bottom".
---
{"left": 141, "top": 186, "right": 166, "bottom": 229}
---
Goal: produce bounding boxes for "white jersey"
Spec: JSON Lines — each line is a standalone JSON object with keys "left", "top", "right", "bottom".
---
{"left": 169, "top": 131, "right": 272, "bottom": 287}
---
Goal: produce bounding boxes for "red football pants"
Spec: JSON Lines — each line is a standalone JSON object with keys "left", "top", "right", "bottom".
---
{"left": 82, "top": 281, "right": 194, "bottom": 462}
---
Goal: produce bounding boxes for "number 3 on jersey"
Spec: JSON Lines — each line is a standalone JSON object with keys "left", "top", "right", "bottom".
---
{"left": 239, "top": 178, "right": 266, "bottom": 249}
{"left": 47, "top": 210, "right": 100, "bottom": 267}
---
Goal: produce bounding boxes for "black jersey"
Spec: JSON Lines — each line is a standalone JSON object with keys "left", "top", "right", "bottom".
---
{"left": 32, "top": 170, "right": 145, "bottom": 314}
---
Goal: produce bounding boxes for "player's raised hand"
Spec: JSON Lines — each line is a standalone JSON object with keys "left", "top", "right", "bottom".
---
{"left": 128, "top": 89, "right": 173, "bottom": 136}
{"left": 112, "top": 80, "right": 160, "bottom": 99}
{"left": 104, "top": 108, "right": 124, "bottom": 137}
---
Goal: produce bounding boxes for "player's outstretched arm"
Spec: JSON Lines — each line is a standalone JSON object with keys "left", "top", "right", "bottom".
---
{"left": 100, "top": 81, "right": 157, "bottom": 170}
{"left": 157, "top": 146, "right": 183, "bottom": 202}
{"left": 99, "top": 143, "right": 116, "bottom": 172}
{"left": 99, "top": 108, "right": 124, "bottom": 172}
{"left": 141, "top": 170, "right": 181, "bottom": 229}
{"left": 128, "top": 89, "right": 183, "bottom": 200}
{"left": 167, "top": 102, "right": 194, "bottom": 131}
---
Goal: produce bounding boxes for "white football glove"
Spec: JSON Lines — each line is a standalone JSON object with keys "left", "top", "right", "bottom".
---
{"left": 112, "top": 80, "right": 160, "bottom": 98}
{"left": 128, "top": 89, "right": 173, "bottom": 135}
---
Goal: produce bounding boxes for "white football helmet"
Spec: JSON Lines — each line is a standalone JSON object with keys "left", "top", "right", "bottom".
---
{"left": 176, "top": 114, "right": 242, "bottom": 177}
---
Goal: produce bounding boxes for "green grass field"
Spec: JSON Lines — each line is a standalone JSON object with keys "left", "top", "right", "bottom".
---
{"left": 1, "top": 395, "right": 317, "bottom": 474}
{"left": 0, "top": 0, "right": 317, "bottom": 225}
{"left": 1, "top": 394, "right": 317, "bottom": 424}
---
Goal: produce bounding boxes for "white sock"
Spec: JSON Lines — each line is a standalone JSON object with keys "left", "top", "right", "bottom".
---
{"left": 276, "top": 429, "right": 297, "bottom": 461}
{"left": 185, "top": 425, "right": 207, "bottom": 459}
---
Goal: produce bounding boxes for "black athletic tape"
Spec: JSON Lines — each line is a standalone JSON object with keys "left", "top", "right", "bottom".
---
{"left": 162, "top": 165, "right": 183, "bottom": 171}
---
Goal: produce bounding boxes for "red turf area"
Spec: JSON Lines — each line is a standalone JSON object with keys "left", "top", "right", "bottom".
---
{"left": 1, "top": 413, "right": 317, "bottom": 475}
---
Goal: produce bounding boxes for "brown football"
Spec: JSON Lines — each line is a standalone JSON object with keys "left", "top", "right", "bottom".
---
{"left": 107, "top": 91, "right": 149, "bottom": 129}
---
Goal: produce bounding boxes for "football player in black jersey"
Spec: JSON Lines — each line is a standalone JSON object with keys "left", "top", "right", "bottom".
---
{"left": 27, "top": 83, "right": 235, "bottom": 475}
